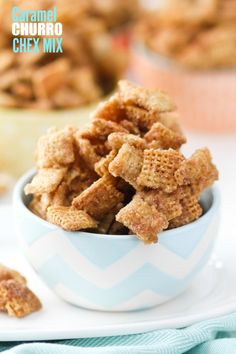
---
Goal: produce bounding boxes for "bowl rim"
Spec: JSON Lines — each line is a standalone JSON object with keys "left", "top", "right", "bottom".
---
{"left": 13, "top": 169, "right": 220, "bottom": 241}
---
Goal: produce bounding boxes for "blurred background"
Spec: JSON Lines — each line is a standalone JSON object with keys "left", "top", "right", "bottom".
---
{"left": 0, "top": 0, "right": 235, "bottom": 200}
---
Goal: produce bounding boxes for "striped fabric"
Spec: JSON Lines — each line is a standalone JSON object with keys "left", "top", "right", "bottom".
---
{"left": 1, "top": 313, "right": 236, "bottom": 353}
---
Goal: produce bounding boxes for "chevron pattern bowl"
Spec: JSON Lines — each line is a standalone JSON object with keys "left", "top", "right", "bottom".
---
{"left": 13, "top": 170, "right": 220, "bottom": 312}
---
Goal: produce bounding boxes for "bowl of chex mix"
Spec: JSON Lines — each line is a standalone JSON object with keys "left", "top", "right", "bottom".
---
{"left": 0, "top": 0, "right": 129, "bottom": 176}
{"left": 130, "top": 0, "right": 236, "bottom": 132}
{"left": 14, "top": 81, "right": 220, "bottom": 311}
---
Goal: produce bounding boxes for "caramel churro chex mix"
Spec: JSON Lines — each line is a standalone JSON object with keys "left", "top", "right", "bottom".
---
{"left": 25, "top": 81, "right": 219, "bottom": 244}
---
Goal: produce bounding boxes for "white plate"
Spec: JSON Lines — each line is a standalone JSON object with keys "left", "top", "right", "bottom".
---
{"left": 0, "top": 206, "right": 236, "bottom": 341}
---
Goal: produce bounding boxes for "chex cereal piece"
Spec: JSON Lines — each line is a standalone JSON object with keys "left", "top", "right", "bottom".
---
{"left": 98, "top": 203, "right": 123, "bottom": 234}
{"left": 144, "top": 122, "right": 186, "bottom": 149}
{"left": 0, "top": 264, "right": 26, "bottom": 285}
{"left": 138, "top": 189, "right": 182, "bottom": 221}
{"left": 75, "top": 137, "right": 100, "bottom": 170}
{"left": 108, "top": 132, "right": 146, "bottom": 150}
{"left": 0, "top": 280, "right": 42, "bottom": 318}
{"left": 159, "top": 112, "right": 183, "bottom": 134}
{"left": 169, "top": 186, "right": 203, "bottom": 228}
{"left": 36, "top": 128, "right": 75, "bottom": 168}
{"left": 24, "top": 168, "right": 66, "bottom": 195}
{"left": 93, "top": 93, "right": 126, "bottom": 122}
{"left": 175, "top": 148, "right": 219, "bottom": 191}
{"left": 109, "top": 221, "right": 128, "bottom": 235}
{"left": 109, "top": 143, "right": 143, "bottom": 189}
{"left": 29, "top": 194, "right": 52, "bottom": 219}
{"left": 138, "top": 148, "right": 184, "bottom": 192}
{"left": 51, "top": 182, "right": 69, "bottom": 207}
{"left": 116, "top": 195, "right": 168, "bottom": 243}
{"left": 33, "top": 59, "right": 70, "bottom": 99}
{"left": 125, "top": 105, "right": 159, "bottom": 131}
{"left": 72, "top": 174, "right": 124, "bottom": 220}
{"left": 95, "top": 150, "right": 117, "bottom": 176}
{"left": 79, "top": 118, "right": 128, "bottom": 142}
{"left": 47, "top": 206, "right": 97, "bottom": 231}
{"left": 118, "top": 80, "right": 176, "bottom": 114}
{"left": 119, "top": 119, "right": 140, "bottom": 135}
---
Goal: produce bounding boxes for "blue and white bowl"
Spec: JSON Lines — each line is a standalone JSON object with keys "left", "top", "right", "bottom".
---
{"left": 13, "top": 170, "right": 220, "bottom": 312}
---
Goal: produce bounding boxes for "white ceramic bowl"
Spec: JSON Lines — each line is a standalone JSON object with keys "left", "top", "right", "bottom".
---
{"left": 13, "top": 170, "right": 220, "bottom": 312}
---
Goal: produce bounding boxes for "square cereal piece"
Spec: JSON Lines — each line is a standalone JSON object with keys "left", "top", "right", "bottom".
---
{"left": 107, "top": 132, "right": 146, "bottom": 150}
{"left": 0, "top": 264, "right": 26, "bottom": 285}
{"left": 36, "top": 128, "right": 75, "bottom": 168}
{"left": 72, "top": 174, "right": 124, "bottom": 220}
{"left": 118, "top": 80, "right": 176, "bottom": 114}
{"left": 33, "top": 58, "right": 70, "bottom": 99}
{"left": 116, "top": 195, "right": 168, "bottom": 244}
{"left": 175, "top": 147, "right": 219, "bottom": 191}
{"left": 125, "top": 105, "right": 159, "bottom": 131}
{"left": 137, "top": 148, "right": 184, "bottom": 192}
{"left": 109, "top": 143, "right": 143, "bottom": 189}
{"left": 75, "top": 137, "right": 100, "bottom": 170}
{"left": 95, "top": 150, "right": 117, "bottom": 176}
{"left": 97, "top": 203, "right": 123, "bottom": 234}
{"left": 79, "top": 118, "right": 128, "bottom": 142}
{"left": 168, "top": 187, "right": 203, "bottom": 228}
{"left": 24, "top": 168, "right": 66, "bottom": 195}
{"left": 159, "top": 111, "right": 183, "bottom": 134}
{"left": 0, "top": 280, "right": 42, "bottom": 318}
{"left": 138, "top": 189, "right": 182, "bottom": 221}
{"left": 47, "top": 206, "right": 97, "bottom": 231}
{"left": 119, "top": 119, "right": 140, "bottom": 135}
{"left": 144, "top": 122, "right": 186, "bottom": 150}
{"left": 92, "top": 93, "right": 126, "bottom": 122}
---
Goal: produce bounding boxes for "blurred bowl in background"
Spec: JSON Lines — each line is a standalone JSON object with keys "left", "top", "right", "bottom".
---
{"left": 0, "top": 104, "right": 98, "bottom": 176}
{"left": 130, "top": 41, "right": 236, "bottom": 133}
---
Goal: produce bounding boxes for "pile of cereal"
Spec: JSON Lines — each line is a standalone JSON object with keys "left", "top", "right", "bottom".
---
{"left": 25, "top": 81, "right": 218, "bottom": 244}
{"left": 0, "top": 264, "right": 41, "bottom": 318}
{"left": 0, "top": 0, "right": 130, "bottom": 109}
{"left": 135, "top": 0, "right": 236, "bottom": 69}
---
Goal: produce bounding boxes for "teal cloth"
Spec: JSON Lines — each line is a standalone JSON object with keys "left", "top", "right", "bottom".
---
{"left": 1, "top": 313, "right": 236, "bottom": 354}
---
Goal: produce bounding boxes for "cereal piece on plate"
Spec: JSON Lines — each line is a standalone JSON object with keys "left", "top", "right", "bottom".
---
{"left": 109, "top": 143, "right": 143, "bottom": 189}
{"left": 138, "top": 148, "right": 184, "bottom": 192}
{"left": 36, "top": 128, "right": 75, "bottom": 168}
{"left": 72, "top": 174, "right": 124, "bottom": 219}
{"left": 0, "top": 280, "right": 42, "bottom": 318}
{"left": 95, "top": 150, "right": 117, "bottom": 176}
{"left": 24, "top": 168, "right": 66, "bottom": 195}
{"left": 75, "top": 138, "right": 100, "bottom": 170}
{"left": 169, "top": 186, "right": 203, "bottom": 228}
{"left": 0, "top": 264, "right": 26, "bottom": 285}
{"left": 118, "top": 80, "right": 176, "bottom": 114}
{"left": 93, "top": 93, "right": 126, "bottom": 122}
{"left": 79, "top": 118, "right": 128, "bottom": 142}
{"left": 116, "top": 195, "right": 168, "bottom": 243}
{"left": 47, "top": 206, "right": 97, "bottom": 231}
{"left": 125, "top": 105, "right": 159, "bottom": 131}
{"left": 107, "top": 132, "right": 146, "bottom": 150}
{"left": 175, "top": 147, "right": 219, "bottom": 191}
{"left": 144, "top": 122, "right": 186, "bottom": 149}
{"left": 138, "top": 189, "right": 182, "bottom": 221}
